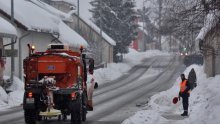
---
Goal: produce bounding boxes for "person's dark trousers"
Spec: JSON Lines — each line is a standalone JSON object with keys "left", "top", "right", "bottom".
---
{"left": 181, "top": 93, "right": 189, "bottom": 116}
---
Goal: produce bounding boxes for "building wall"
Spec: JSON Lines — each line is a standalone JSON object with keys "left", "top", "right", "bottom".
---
{"left": 131, "top": 29, "right": 147, "bottom": 52}
{"left": 3, "top": 28, "right": 54, "bottom": 79}
{"left": 138, "top": 31, "right": 145, "bottom": 52}
{"left": 202, "top": 26, "right": 220, "bottom": 77}
{"left": 0, "top": 38, "right": 4, "bottom": 86}
{"left": 66, "top": 15, "right": 114, "bottom": 64}
{"left": 204, "top": 54, "right": 214, "bottom": 77}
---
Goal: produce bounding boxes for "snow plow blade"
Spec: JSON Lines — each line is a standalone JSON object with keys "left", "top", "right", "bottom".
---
{"left": 39, "top": 108, "right": 61, "bottom": 117}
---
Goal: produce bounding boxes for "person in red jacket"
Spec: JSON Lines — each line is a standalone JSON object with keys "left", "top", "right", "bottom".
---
{"left": 179, "top": 74, "right": 190, "bottom": 116}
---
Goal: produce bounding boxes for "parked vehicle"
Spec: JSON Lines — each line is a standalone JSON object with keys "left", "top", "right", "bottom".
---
{"left": 183, "top": 54, "right": 203, "bottom": 67}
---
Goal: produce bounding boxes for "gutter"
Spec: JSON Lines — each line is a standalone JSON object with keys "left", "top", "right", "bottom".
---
{"left": 3, "top": 36, "right": 17, "bottom": 47}
{"left": 18, "top": 32, "right": 30, "bottom": 79}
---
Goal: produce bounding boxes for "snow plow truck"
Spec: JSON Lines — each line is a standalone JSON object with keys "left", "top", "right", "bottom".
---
{"left": 23, "top": 44, "right": 94, "bottom": 124}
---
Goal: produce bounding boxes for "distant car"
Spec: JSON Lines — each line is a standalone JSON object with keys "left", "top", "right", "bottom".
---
{"left": 180, "top": 52, "right": 188, "bottom": 56}
{"left": 183, "top": 54, "right": 203, "bottom": 67}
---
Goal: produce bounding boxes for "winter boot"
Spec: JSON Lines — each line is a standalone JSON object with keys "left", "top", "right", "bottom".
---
{"left": 87, "top": 100, "right": 93, "bottom": 111}
{"left": 181, "top": 111, "right": 188, "bottom": 116}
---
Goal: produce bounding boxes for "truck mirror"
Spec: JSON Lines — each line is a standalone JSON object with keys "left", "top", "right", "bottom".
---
{"left": 89, "top": 58, "right": 94, "bottom": 73}
{"left": 94, "top": 82, "right": 98, "bottom": 89}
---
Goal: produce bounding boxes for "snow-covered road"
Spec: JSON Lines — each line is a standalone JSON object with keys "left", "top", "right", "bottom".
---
{"left": 0, "top": 55, "right": 184, "bottom": 124}
{"left": 84, "top": 56, "right": 184, "bottom": 124}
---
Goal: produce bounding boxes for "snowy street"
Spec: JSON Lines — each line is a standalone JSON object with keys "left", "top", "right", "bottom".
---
{"left": 0, "top": 54, "right": 185, "bottom": 124}
{"left": 1, "top": 0, "right": 220, "bottom": 123}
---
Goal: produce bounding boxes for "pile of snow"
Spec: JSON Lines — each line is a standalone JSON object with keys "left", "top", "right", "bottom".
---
{"left": 94, "top": 48, "right": 171, "bottom": 85}
{"left": 124, "top": 49, "right": 170, "bottom": 66}
{"left": 0, "top": 17, "right": 17, "bottom": 36}
{"left": 0, "top": 76, "right": 24, "bottom": 110}
{"left": 3, "top": 76, "right": 24, "bottom": 91}
{"left": 122, "top": 64, "right": 220, "bottom": 124}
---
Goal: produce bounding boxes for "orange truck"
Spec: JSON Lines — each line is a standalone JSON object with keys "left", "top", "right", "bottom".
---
{"left": 23, "top": 44, "right": 94, "bottom": 124}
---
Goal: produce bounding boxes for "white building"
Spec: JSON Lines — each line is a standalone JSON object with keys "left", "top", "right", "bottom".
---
{"left": 0, "top": 17, "right": 17, "bottom": 85}
{"left": 0, "top": 0, "right": 88, "bottom": 79}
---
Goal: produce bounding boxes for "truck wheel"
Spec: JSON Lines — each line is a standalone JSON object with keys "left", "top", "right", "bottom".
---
{"left": 71, "top": 111, "right": 82, "bottom": 124}
{"left": 24, "top": 109, "right": 36, "bottom": 124}
{"left": 82, "top": 104, "right": 87, "bottom": 122}
{"left": 82, "top": 93, "right": 87, "bottom": 122}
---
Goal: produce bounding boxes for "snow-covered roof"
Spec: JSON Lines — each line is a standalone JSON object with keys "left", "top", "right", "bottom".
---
{"left": 79, "top": 0, "right": 116, "bottom": 46}
{"left": 58, "top": 21, "right": 88, "bottom": 47}
{"left": 0, "top": 0, "right": 88, "bottom": 48}
{"left": 0, "top": 17, "right": 17, "bottom": 37}
{"left": 50, "top": 0, "right": 75, "bottom": 6}
{"left": 30, "top": 0, "right": 72, "bottom": 21}
{"left": 0, "top": 0, "right": 60, "bottom": 33}
{"left": 195, "top": 11, "right": 220, "bottom": 51}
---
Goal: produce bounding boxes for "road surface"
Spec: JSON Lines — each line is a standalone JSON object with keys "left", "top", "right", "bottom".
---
{"left": 0, "top": 55, "right": 185, "bottom": 124}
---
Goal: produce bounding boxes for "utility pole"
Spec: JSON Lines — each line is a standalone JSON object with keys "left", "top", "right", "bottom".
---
{"left": 10, "top": 0, "right": 14, "bottom": 83}
{"left": 142, "top": 0, "right": 146, "bottom": 51}
{"left": 191, "top": 9, "right": 194, "bottom": 54}
{"left": 99, "top": 0, "right": 103, "bottom": 63}
{"left": 77, "top": 0, "right": 80, "bottom": 33}
{"left": 99, "top": 0, "right": 103, "bottom": 37}
{"left": 158, "top": 0, "right": 162, "bottom": 50}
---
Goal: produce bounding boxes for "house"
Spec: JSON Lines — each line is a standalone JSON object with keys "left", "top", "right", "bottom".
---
{"left": 43, "top": 0, "right": 116, "bottom": 64}
{"left": 131, "top": 27, "right": 147, "bottom": 51}
{"left": 67, "top": 14, "right": 116, "bottom": 64}
{"left": 0, "top": 0, "right": 88, "bottom": 79}
{"left": 196, "top": 12, "right": 220, "bottom": 77}
{"left": 0, "top": 17, "right": 17, "bottom": 85}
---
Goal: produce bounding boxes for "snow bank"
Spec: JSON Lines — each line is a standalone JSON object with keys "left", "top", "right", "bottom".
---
{"left": 94, "top": 48, "right": 171, "bottom": 85}
{"left": 123, "top": 64, "right": 220, "bottom": 124}
{"left": 0, "top": 76, "right": 24, "bottom": 110}
{"left": 124, "top": 49, "right": 170, "bottom": 66}
{"left": 8, "top": 90, "right": 24, "bottom": 107}
{"left": 123, "top": 110, "right": 167, "bottom": 124}
{"left": 4, "top": 76, "right": 24, "bottom": 91}
{"left": 0, "top": 86, "right": 8, "bottom": 103}
{"left": 0, "top": 17, "right": 17, "bottom": 36}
